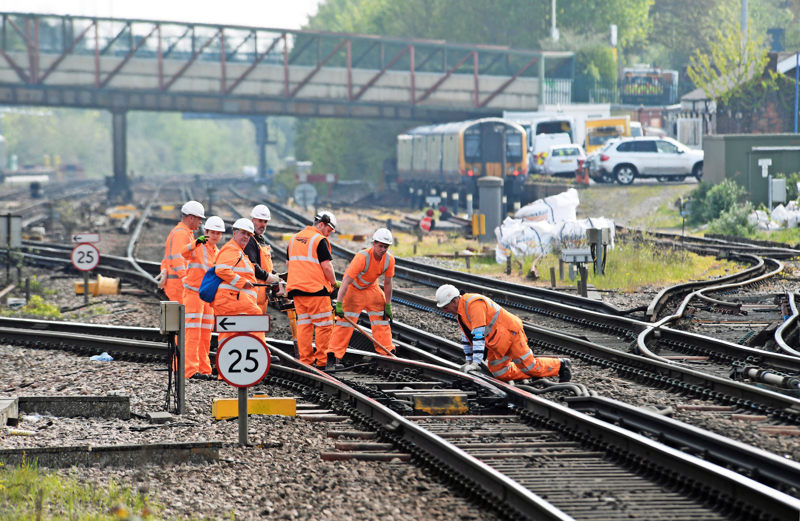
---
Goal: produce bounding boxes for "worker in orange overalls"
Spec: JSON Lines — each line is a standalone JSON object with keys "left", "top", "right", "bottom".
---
{"left": 435, "top": 285, "right": 571, "bottom": 382}
{"left": 286, "top": 211, "right": 340, "bottom": 369}
{"left": 328, "top": 228, "right": 395, "bottom": 370}
{"left": 243, "top": 204, "right": 280, "bottom": 313}
{"left": 156, "top": 201, "right": 205, "bottom": 304}
{"left": 211, "top": 218, "right": 264, "bottom": 350}
{"left": 180, "top": 216, "right": 225, "bottom": 380}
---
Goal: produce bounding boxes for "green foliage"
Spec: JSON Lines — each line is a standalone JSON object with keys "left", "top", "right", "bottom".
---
{"left": 687, "top": 180, "right": 746, "bottom": 224}
{"left": 687, "top": 21, "right": 770, "bottom": 106}
{"left": 27, "top": 276, "right": 55, "bottom": 296}
{"left": 0, "top": 461, "right": 159, "bottom": 520}
{"left": 1, "top": 295, "right": 61, "bottom": 319}
{"left": 708, "top": 201, "right": 756, "bottom": 236}
{"left": 576, "top": 46, "right": 617, "bottom": 83}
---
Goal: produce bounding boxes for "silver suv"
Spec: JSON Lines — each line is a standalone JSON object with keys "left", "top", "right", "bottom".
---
{"left": 593, "top": 137, "right": 704, "bottom": 185}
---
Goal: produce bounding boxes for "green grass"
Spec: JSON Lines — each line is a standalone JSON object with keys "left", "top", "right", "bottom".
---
{"left": 0, "top": 462, "right": 160, "bottom": 520}
{"left": 751, "top": 228, "right": 800, "bottom": 246}
{"left": 391, "top": 231, "right": 741, "bottom": 291}
{"left": 0, "top": 295, "right": 61, "bottom": 319}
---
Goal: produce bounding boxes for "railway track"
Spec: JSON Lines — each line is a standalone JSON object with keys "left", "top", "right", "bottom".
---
{"left": 5, "top": 316, "right": 800, "bottom": 520}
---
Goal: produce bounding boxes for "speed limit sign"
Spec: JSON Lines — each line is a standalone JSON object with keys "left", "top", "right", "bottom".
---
{"left": 216, "top": 334, "right": 271, "bottom": 388}
{"left": 71, "top": 243, "right": 100, "bottom": 272}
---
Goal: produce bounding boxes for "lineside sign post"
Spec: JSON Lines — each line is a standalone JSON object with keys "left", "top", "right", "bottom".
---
{"left": 216, "top": 333, "right": 271, "bottom": 446}
{"left": 71, "top": 242, "right": 100, "bottom": 305}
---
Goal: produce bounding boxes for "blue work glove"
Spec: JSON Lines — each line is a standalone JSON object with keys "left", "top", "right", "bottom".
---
{"left": 335, "top": 300, "right": 344, "bottom": 318}
{"left": 384, "top": 302, "right": 393, "bottom": 320}
{"left": 195, "top": 235, "right": 208, "bottom": 246}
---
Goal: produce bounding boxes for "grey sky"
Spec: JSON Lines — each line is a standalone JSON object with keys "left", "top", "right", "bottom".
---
{"left": 0, "top": 0, "right": 323, "bottom": 29}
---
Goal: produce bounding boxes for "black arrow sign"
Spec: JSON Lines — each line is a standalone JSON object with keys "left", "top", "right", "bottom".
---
{"left": 218, "top": 317, "right": 236, "bottom": 331}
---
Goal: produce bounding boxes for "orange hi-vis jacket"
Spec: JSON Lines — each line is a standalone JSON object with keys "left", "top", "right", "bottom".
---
{"left": 213, "top": 239, "right": 259, "bottom": 306}
{"left": 161, "top": 221, "right": 194, "bottom": 299}
{"left": 456, "top": 293, "right": 518, "bottom": 345}
{"left": 347, "top": 247, "right": 395, "bottom": 290}
{"left": 286, "top": 226, "right": 332, "bottom": 294}
{"left": 180, "top": 241, "right": 219, "bottom": 292}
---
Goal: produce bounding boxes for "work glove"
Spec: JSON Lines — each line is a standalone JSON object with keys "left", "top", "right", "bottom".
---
{"left": 335, "top": 300, "right": 344, "bottom": 318}
{"left": 267, "top": 273, "right": 281, "bottom": 284}
{"left": 195, "top": 235, "right": 208, "bottom": 246}
{"left": 334, "top": 280, "right": 342, "bottom": 289}
{"left": 461, "top": 362, "right": 481, "bottom": 374}
{"left": 459, "top": 362, "right": 473, "bottom": 372}
{"left": 155, "top": 269, "right": 167, "bottom": 289}
{"left": 384, "top": 302, "right": 393, "bottom": 320}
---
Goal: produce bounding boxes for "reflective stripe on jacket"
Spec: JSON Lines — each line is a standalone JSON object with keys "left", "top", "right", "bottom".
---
{"left": 286, "top": 226, "right": 332, "bottom": 294}
{"left": 348, "top": 247, "right": 394, "bottom": 290}
{"left": 214, "top": 239, "right": 258, "bottom": 300}
{"left": 180, "top": 241, "right": 219, "bottom": 293}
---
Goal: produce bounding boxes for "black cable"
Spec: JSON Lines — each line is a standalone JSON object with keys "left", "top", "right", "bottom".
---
{"left": 618, "top": 304, "right": 648, "bottom": 315}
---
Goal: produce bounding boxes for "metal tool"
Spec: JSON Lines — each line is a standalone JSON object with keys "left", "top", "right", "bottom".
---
{"left": 342, "top": 315, "right": 396, "bottom": 357}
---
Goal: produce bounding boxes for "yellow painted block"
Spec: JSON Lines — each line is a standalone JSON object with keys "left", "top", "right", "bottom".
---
{"left": 117, "top": 205, "right": 137, "bottom": 211}
{"left": 281, "top": 233, "right": 294, "bottom": 241}
{"left": 161, "top": 205, "right": 175, "bottom": 211}
{"left": 109, "top": 213, "right": 133, "bottom": 219}
{"left": 336, "top": 234, "right": 353, "bottom": 241}
{"left": 212, "top": 397, "right": 296, "bottom": 420}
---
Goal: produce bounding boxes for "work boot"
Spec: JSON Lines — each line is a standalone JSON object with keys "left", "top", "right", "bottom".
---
{"left": 325, "top": 353, "right": 344, "bottom": 371}
{"left": 558, "top": 358, "right": 572, "bottom": 383}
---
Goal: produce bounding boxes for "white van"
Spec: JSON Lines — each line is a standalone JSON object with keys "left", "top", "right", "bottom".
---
{"left": 529, "top": 133, "right": 571, "bottom": 173}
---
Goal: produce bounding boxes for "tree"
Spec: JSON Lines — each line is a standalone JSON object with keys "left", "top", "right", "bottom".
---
{"left": 687, "top": 21, "right": 770, "bottom": 105}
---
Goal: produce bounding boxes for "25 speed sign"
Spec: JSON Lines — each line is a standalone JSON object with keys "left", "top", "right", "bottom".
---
{"left": 216, "top": 334, "right": 271, "bottom": 388}
{"left": 71, "top": 243, "right": 100, "bottom": 272}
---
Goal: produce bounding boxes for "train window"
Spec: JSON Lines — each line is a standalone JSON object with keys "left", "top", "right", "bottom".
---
{"left": 506, "top": 133, "right": 523, "bottom": 160}
{"left": 465, "top": 134, "right": 481, "bottom": 160}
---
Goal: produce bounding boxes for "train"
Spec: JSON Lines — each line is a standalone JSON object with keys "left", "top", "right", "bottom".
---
{"left": 396, "top": 118, "right": 528, "bottom": 204}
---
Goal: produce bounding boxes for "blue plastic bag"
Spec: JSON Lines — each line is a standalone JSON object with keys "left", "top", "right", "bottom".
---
{"left": 199, "top": 267, "right": 223, "bottom": 303}
{"left": 90, "top": 352, "right": 114, "bottom": 362}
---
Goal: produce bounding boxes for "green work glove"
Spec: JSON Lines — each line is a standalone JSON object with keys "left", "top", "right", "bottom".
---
{"left": 384, "top": 302, "right": 393, "bottom": 320}
{"left": 335, "top": 300, "right": 344, "bottom": 318}
{"left": 195, "top": 235, "right": 208, "bottom": 246}
{"left": 334, "top": 280, "right": 342, "bottom": 289}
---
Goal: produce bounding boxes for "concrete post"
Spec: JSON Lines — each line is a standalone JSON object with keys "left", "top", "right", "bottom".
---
{"left": 110, "top": 111, "right": 131, "bottom": 203}
{"left": 254, "top": 117, "right": 268, "bottom": 182}
{"left": 466, "top": 194, "right": 473, "bottom": 215}
{"left": 418, "top": 189, "right": 424, "bottom": 210}
{"left": 477, "top": 177, "right": 503, "bottom": 243}
{"left": 452, "top": 193, "right": 460, "bottom": 213}
{"left": 440, "top": 191, "right": 448, "bottom": 211}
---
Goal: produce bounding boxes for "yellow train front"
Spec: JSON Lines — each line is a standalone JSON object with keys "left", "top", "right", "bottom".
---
{"left": 396, "top": 118, "right": 528, "bottom": 207}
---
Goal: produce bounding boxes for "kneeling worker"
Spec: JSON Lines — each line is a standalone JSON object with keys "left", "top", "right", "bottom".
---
{"left": 211, "top": 218, "right": 264, "bottom": 348}
{"left": 435, "top": 285, "right": 571, "bottom": 382}
{"left": 329, "top": 228, "right": 395, "bottom": 369}
{"left": 286, "top": 211, "right": 339, "bottom": 368}
{"left": 181, "top": 216, "right": 225, "bottom": 380}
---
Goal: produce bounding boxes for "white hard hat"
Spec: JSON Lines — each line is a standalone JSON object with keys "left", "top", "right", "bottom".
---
{"left": 181, "top": 200, "right": 205, "bottom": 219}
{"left": 373, "top": 228, "right": 393, "bottom": 245}
{"left": 251, "top": 204, "right": 271, "bottom": 221}
{"left": 314, "top": 211, "right": 337, "bottom": 231}
{"left": 435, "top": 284, "right": 460, "bottom": 308}
{"left": 203, "top": 216, "right": 225, "bottom": 233}
{"left": 232, "top": 218, "right": 255, "bottom": 234}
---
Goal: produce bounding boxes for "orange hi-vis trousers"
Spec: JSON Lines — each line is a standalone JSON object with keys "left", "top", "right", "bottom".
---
{"left": 184, "top": 290, "right": 214, "bottom": 378}
{"left": 293, "top": 295, "right": 333, "bottom": 367}
{"left": 330, "top": 283, "right": 393, "bottom": 358}
{"left": 165, "top": 285, "right": 184, "bottom": 306}
{"left": 486, "top": 327, "right": 560, "bottom": 379}
{"left": 487, "top": 352, "right": 527, "bottom": 382}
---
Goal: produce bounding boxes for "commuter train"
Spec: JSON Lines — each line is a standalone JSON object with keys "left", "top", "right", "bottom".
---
{"left": 396, "top": 118, "right": 528, "bottom": 203}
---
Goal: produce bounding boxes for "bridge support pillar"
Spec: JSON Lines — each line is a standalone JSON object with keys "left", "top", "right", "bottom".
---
{"left": 108, "top": 111, "right": 131, "bottom": 203}
{"left": 252, "top": 117, "right": 270, "bottom": 185}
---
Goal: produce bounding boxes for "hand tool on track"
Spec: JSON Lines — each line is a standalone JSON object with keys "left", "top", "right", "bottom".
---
{"left": 343, "top": 315, "right": 396, "bottom": 357}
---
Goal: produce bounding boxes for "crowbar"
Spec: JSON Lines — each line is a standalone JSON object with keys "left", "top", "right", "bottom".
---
{"left": 342, "top": 315, "right": 396, "bottom": 357}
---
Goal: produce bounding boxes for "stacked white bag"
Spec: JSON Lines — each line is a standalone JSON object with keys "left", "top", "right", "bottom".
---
{"left": 495, "top": 188, "right": 615, "bottom": 263}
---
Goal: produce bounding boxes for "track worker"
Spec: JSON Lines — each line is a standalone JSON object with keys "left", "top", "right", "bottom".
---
{"left": 329, "top": 228, "right": 396, "bottom": 370}
{"left": 180, "top": 216, "right": 225, "bottom": 380}
{"left": 211, "top": 218, "right": 264, "bottom": 348}
{"left": 243, "top": 204, "right": 281, "bottom": 313}
{"left": 286, "top": 211, "right": 340, "bottom": 369}
{"left": 435, "top": 285, "right": 572, "bottom": 382}
{"left": 158, "top": 201, "right": 205, "bottom": 303}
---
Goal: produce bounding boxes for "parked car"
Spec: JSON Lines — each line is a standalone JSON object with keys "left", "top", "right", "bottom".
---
{"left": 584, "top": 139, "right": 620, "bottom": 183}
{"left": 528, "top": 132, "right": 571, "bottom": 173}
{"left": 544, "top": 144, "right": 585, "bottom": 177}
{"left": 594, "top": 137, "right": 704, "bottom": 185}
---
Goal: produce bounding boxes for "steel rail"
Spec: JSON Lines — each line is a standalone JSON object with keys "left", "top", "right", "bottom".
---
{"left": 775, "top": 291, "right": 800, "bottom": 358}
{"left": 126, "top": 185, "right": 161, "bottom": 284}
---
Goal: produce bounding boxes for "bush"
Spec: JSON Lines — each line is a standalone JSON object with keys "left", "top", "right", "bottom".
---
{"left": 708, "top": 202, "right": 756, "bottom": 236}
{"left": 688, "top": 179, "right": 746, "bottom": 224}
{"left": 0, "top": 295, "right": 61, "bottom": 319}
